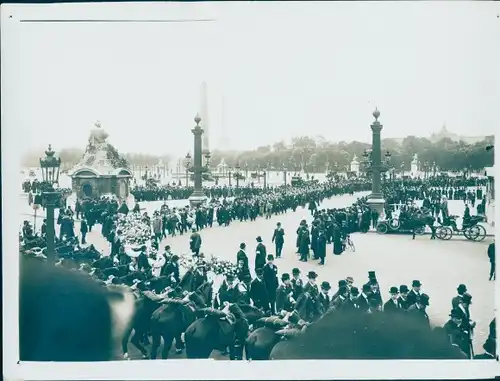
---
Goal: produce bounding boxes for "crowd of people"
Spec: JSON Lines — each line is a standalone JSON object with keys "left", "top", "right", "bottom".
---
{"left": 19, "top": 172, "right": 496, "bottom": 362}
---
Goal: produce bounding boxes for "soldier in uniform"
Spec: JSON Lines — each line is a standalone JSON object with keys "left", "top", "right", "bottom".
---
{"left": 275, "top": 273, "right": 295, "bottom": 314}
{"left": 383, "top": 286, "right": 401, "bottom": 314}
{"left": 407, "top": 293, "right": 430, "bottom": 329}
{"left": 406, "top": 280, "right": 422, "bottom": 307}
{"left": 398, "top": 285, "right": 410, "bottom": 310}
{"left": 255, "top": 236, "right": 267, "bottom": 272}
{"left": 318, "top": 281, "right": 332, "bottom": 314}
{"left": 451, "top": 284, "right": 468, "bottom": 309}
{"left": 291, "top": 267, "right": 303, "bottom": 300}
{"left": 215, "top": 273, "right": 241, "bottom": 309}
{"left": 249, "top": 268, "right": 270, "bottom": 313}
{"left": 443, "top": 308, "right": 470, "bottom": 357}
{"left": 271, "top": 222, "right": 285, "bottom": 258}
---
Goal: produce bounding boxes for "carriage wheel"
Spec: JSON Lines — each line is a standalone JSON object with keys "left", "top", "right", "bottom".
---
{"left": 415, "top": 226, "right": 425, "bottom": 235}
{"left": 376, "top": 223, "right": 389, "bottom": 234}
{"left": 436, "top": 226, "right": 452, "bottom": 240}
{"left": 467, "top": 225, "right": 487, "bottom": 242}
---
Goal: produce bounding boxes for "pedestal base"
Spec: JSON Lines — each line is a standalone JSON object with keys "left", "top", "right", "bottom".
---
{"left": 189, "top": 191, "right": 208, "bottom": 207}
{"left": 366, "top": 197, "right": 386, "bottom": 218}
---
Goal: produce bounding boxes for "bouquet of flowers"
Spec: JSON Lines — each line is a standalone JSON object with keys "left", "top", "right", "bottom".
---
{"left": 117, "top": 213, "right": 152, "bottom": 247}
{"left": 207, "top": 255, "right": 237, "bottom": 277}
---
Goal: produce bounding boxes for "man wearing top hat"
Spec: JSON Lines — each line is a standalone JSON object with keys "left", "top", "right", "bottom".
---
{"left": 291, "top": 268, "right": 304, "bottom": 300}
{"left": 263, "top": 255, "right": 279, "bottom": 314}
{"left": 452, "top": 284, "right": 468, "bottom": 309}
{"left": 255, "top": 236, "right": 267, "bottom": 272}
{"left": 398, "top": 285, "right": 410, "bottom": 310}
{"left": 318, "top": 281, "right": 332, "bottom": 314}
{"left": 444, "top": 308, "right": 471, "bottom": 357}
{"left": 368, "top": 279, "right": 383, "bottom": 307}
{"left": 383, "top": 287, "right": 401, "bottom": 313}
{"left": 271, "top": 222, "right": 285, "bottom": 258}
{"left": 407, "top": 293, "right": 430, "bottom": 328}
{"left": 249, "top": 268, "right": 270, "bottom": 313}
{"left": 362, "top": 271, "right": 377, "bottom": 289}
{"left": 406, "top": 280, "right": 422, "bottom": 307}
{"left": 276, "top": 273, "right": 295, "bottom": 314}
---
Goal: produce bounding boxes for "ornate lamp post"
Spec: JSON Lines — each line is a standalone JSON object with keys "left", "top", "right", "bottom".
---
{"left": 365, "top": 108, "right": 386, "bottom": 216}
{"left": 384, "top": 150, "right": 392, "bottom": 183}
{"left": 184, "top": 152, "right": 192, "bottom": 187}
{"left": 39, "top": 145, "right": 61, "bottom": 265}
{"left": 188, "top": 114, "right": 208, "bottom": 206}
{"left": 235, "top": 162, "right": 241, "bottom": 188}
{"left": 227, "top": 166, "right": 232, "bottom": 186}
{"left": 400, "top": 161, "right": 405, "bottom": 178}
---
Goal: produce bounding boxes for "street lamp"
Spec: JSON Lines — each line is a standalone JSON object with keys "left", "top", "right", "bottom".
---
{"left": 228, "top": 167, "right": 232, "bottom": 187}
{"left": 39, "top": 144, "right": 61, "bottom": 265}
{"left": 184, "top": 152, "right": 192, "bottom": 187}
{"left": 384, "top": 150, "right": 392, "bottom": 183}
{"left": 365, "top": 108, "right": 386, "bottom": 216}
{"left": 235, "top": 162, "right": 241, "bottom": 188}
{"left": 188, "top": 114, "right": 208, "bottom": 206}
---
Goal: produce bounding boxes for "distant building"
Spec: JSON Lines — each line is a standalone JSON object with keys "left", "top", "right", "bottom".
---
{"left": 385, "top": 124, "right": 489, "bottom": 145}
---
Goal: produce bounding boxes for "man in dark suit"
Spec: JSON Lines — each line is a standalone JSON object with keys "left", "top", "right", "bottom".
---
{"left": 250, "top": 268, "right": 270, "bottom": 313}
{"left": 275, "top": 273, "right": 294, "bottom": 314}
{"left": 291, "top": 268, "right": 303, "bottom": 300}
{"left": 271, "top": 222, "right": 285, "bottom": 258}
{"left": 216, "top": 274, "right": 242, "bottom": 309}
{"left": 263, "top": 255, "right": 279, "bottom": 314}
{"left": 255, "top": 236, "right": 267, "bottom": 271}
{"left": 398, "top": 285, "right": 411, "bottom": 310}
{"left": 406, "top": 280, "right": 422, "bottom": 307}
{"left": 383, "top": 286, "right": 401, "bottom": 314}
{"left": 407, "top": 293, "right": 430, "bottom": 329}
{"left": 236, "top": 242, "right": 249, "bottom": 272}
{"left": 341, "top": 286, "right": 359, "bottom": 312}
{"left": 357, "top": 284, "right": 371, "bottom": 313}
{"left": 488, "top": 241, "right": 495, "bottom": 281}
{"left": 80, "top": 218, "right": 88, "bottom": 245}
{"left": 318, "top": 281, "right": 332, "bottom": 314}
{"left": 451, "top": 284, "right": 468, "bottom": 309}
{"left": 368, "top": 279, "right": 383, "bottom": 308}
{"left": 331, "top": 285, "right": 349, "bottom": 311}
{"left": 443, "top": 308, "right": 470, "bottom": 357}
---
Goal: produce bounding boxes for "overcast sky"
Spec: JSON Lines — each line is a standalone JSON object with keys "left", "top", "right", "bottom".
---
{"left": 3, "top": 2, "right": 499, "bottom": 158}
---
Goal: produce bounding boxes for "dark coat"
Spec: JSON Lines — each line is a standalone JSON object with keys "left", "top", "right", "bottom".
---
{"left": 356, "top": 294, "right": 370, "bottom": 313}
{"left": 272, "top": 228, "right": 285, "bottom": 244}
{"left": 216, "top": 281, "right": 242, "bottom": 308}
{"left": 318, "top": 292, "right": 331, "bottom": 314}
{"left": 406, "top": 289, "right": 420, "bottom": 306}
{"left": 407, "top": 305, "right": 430, "bottom": 328}
{"left": 291, "top": 277, "right": 304, "bottom": 300}
{"left": 263, "top": 263, "right": 279, "bottom": 298}
{"left": 383, "top": 298, "right": 401, "bottom": 313}
{"left": 275, "top": 284, "right": 294, "bottom": 313}
{"left": 398, "top": 296, "right": 411, "bottom": 310}
{"left": 236, "top": 249, "right": 249, "bottom": 270}
{"left": 255, "top": 243, "right": 267, "bottom": 270}
{"left": 249, "top": 278, "right": 269, "bottom": 310}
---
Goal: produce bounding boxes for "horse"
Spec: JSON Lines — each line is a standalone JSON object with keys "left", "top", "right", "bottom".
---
{"left": 184, "top": 302, "right": 250, "bottom": 360}
{"left": 149, "top": 280, "right": 213, "bottom": 359}
{"left": 408, "top": 210, "right": 436, "bottom": 239}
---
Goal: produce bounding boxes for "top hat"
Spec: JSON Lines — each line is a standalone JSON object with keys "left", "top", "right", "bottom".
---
{"left": 419, "top": 293, "right": 430, "bottom": 306}
{"left": 255, "top": 268, "right": 264, "bottom": 276}
{"left": 321, "top": 281, "right": 331, "bottom": 290}
{"left": 400, "top": 285, "right": 409, "bottom": 293}
{"left": 281, "top": 273, "right": 290, "bottom": 281}
{"left": 412, "top": 280, "right": 422, "bottom": 287}
{"left": 457, "top": 284, "right": 467, "bottom": 294}
{"left": 368, "top": 271, "right": 376, "bottom": 278}
{"left": 369, "top": 278, "right": 378, "bottom": 286}
{"left": 307, "top": 271, "right": 318, "bottom": 279}
{"left": 292, "top": 268, "right": 301, "bottom": 275}
{"left": 389, "top": 286, "right": 399, "bottom": 294}
{"left": 350, "top": 286, "right": 360, "bottom": 296}
{"left": 256, "top": 236, "right": 263, "bottom": 242}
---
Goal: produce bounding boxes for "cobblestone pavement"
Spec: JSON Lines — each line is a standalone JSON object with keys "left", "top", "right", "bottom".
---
{"left": 18, "top": 191, "right": 495, "bottom": 359}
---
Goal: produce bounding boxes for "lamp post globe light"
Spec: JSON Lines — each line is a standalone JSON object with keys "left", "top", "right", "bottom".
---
{"left": 188, "top": 114, "right": 208, "bottom": 207}
{"left": 39, "top": 144, "right": 62, "bottom": 265}
{"left": 365, "top": 108, "right": 386, "bottom": 217}
{"left": 184, "top": 152, "right": 192, "bottom": 187}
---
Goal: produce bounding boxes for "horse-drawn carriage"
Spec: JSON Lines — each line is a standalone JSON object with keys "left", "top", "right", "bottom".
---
{"left": 435, "top": 215, "right": 487, "bottom": 242}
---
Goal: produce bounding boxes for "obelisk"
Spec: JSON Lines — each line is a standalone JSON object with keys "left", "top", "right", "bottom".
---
{"left": 200, "top": 81, "right": 210, "bottom": 155}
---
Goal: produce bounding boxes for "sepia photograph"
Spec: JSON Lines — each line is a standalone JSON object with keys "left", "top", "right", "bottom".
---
{"left": 2, "top": 1, "right": 498, "bottom": 380}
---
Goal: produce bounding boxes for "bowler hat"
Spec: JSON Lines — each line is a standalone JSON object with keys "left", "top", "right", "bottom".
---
{"left": 307, "top": 271, "right": 318, "bottom": 279}
{"left": 362, "top": 284, "right": 372, "bottom": 293}
{"left": 419, "top": 293, "right": 430, "bottom": 306}
{"left": 226, "top": 273, "right": 235, "bottom": 281}
{"left": 400, "top": 285, "right": 409, "bottom": 293}
{"left": 292, "top": 268, "right": 301, "bottom": 275}
{"left": 412, "top": 280, "right": 422, "bottom": 287}
{"left": 171, "top": 254, "right": 179, "bottom": 262}
{"left": 281, "top": 273, "right": 290, "bottom": 281}
{"left": 240, "top": 242, "right": 246, "bottom": 249}
{"left": 338, "top": 286, "right": 348, "bottom": 295}
{"left": 457, "top": 284, "right": 467, "bottom": 294}
{"left": 389, "top": 286, "right": 399, "bottom": 294}
{"left": 255, "top": 268, "right": 264, "bottom": 276}
{"left": 256, "top": 236, "right": 263, "bottom": 242}
{"left": 449, "top": 309, "right": 462, "bottom": 318}
{"left": 350, "top": 287, "right": 360, "bottom": 296}
{"left": 267, "top": 254, "right": 274, "bottom": 261}
{"left": 321, "top": 281, "right": 331, "bottom": 290}
{"left": 338, "top": 279, "right": 347, "bottom": 287}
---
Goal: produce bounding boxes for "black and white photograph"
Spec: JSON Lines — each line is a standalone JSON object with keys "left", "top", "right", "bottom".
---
{"left": 2, "top": 1, "right": 499, "bottom": 379}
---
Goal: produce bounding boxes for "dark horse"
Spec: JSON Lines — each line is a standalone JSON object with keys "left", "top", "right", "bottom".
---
{"left": 408, "top": 210, "right": 436, "bottom": 239}
{"left": 184, "top": 302, "right": 250, "bottom": 359}
{"left": 150, "top": 280, "right": 213, "bottom": 359}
